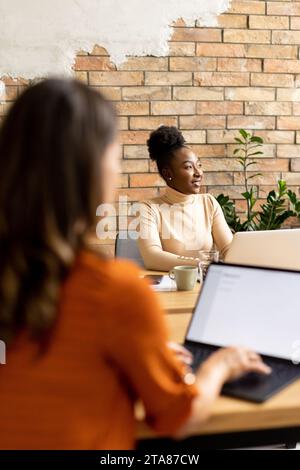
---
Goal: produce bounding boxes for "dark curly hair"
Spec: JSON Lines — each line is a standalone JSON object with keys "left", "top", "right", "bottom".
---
{"left": 147, "top": 126, "right": 186, "bottom": 177}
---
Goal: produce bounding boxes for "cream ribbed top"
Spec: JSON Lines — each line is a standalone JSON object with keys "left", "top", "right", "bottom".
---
{"left": 137, "top": 186, "right": 233, "bottom": 271}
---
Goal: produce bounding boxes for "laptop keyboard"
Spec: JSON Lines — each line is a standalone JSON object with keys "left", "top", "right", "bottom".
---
{"left": 192, "top": 346, "right": 213, "bottom": 366}
{"left": 187, "top": 344, "right": 300, "bottom": 383}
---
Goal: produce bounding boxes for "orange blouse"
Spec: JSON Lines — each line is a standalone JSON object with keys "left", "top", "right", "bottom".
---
{"left": 0, "top": 250, "right": 197, "bottom": 449}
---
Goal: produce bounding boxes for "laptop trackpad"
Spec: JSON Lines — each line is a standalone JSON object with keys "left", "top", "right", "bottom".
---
{"left": 222, "top": 367, "right": 300, "bottom": 403}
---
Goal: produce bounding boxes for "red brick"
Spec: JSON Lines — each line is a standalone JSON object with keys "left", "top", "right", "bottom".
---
{"left": 247, "top": 44, "right": 297, "bottom": 59}
{"left": 89, "top": 71, "right": 144, "bottom": 86}
{"left": 291, "top": 17, "right": 300, "bottom": 30}
{"left": 201, "top": 158, "right": 241, "bottom": 171}
{"left": 214, "top": 14, "right": 248, "bottom": 29}
{"left": 228, "top": 116, "right": 275, "bottom": 130}
{"left": 179, "top": 115, "right": 226, "bottom": 129}
{"left": 265, "top": 59, "right": 300, "bottom": 73}
{"left": 203, "top": 172, "right": 233, "bottom": 185}
{"left": 151, "top": 101, "right": 196, "bottom": 115}
{"left": 234, "top": 172, "right": 281, "bottom": 185}
{"left": 209, "top": 186, "right": 252, "bottom": 199}
{"left": 224, "top": 29, "right": 270, "bottom": 44}
{"left": 118, "top": 117, "right": 128, "bottom": 130}
{"left": 267, "top": 2, "right": 300, "bottom": 16}
{"left": 197, "top": 101, "right": 243, "bottom": 115}
{"left": 145, "top": 72, "right": 192, "bottom": 86}
{"left": 245, "top": 102, "right": 292, "bottom": 116}
{"left": 74, "top": 71, "right": 88, "bottom": 83}
{"left": 117, "top": 174, "right": 129, "bottom": 188}
{"left": 171, "top": 27, "right": 221, "bottom": 42}
{"left": 277, "top": 117, "right": 300, "bottom": 130}
{"left": 122, "top": 86, "right": 171, "bottom": 101}
{"left": 277, "top": 89, "right": 300, "bottom": 101}
{"left": 74, "top": 56, "right": 115, "bottom": 71}
{"left": 208, "top": 129, "right": 294, "bottom": 144}
{"left": 130, "top": 173, "right": 164, "bottom": 187}
{"left": 291, "top": 159, "right": 300, "bottom": 171}
{"left": 292, "top": 103, "right": 300, "bottom": 116}
{"left": 249, "top": 15, "right": 289, "bottom": 29}
{"left": 169, "top": 57, "right": 216, "bottom": 71}
{"left": 225, "top": 87, "right": 275, "bottom": 101}
{"left": 123, "top": 146, "right": 149, "bottom": 160}
{"left": 119, "top": 57, "right": 168, "bottom": 71}
{"left": 255, "top": 131, "right": 295, "bottom": 143}
{"left": 277, "top": 145, "right": 300, "bottom": 158}
{"left": 190, "top": 145, "right": 226, "bottom": 158}
{"left": 272, "top": 31, "right": 300, "bottom": 45}
{"left": 92, "top": 87, "right": 121, "bottom": 101}
{"left": 182, "top": 130, "right": 206, "bottom": 144}
{"left": 121, "top": 160, "right": 149, "bottom": 173}
{"left": 282, "top": 173, "right": 300, "bottom": 185}
{"left": 119, "top": 131, "right": 150, "bottom": 145}
{"left": 228, "top": 1, "right": 265, "bottom": 15}
{"left": 174, "top": 87, "right": 224, "bottom": 101}
{"left": 129, "top": 116, "right": 177, "bottom": 130}
{"left": 168, "top": 42, "right": 195, "bottom": 56}
{"left": 197, "top": 43, "right": 247, "bottom": 57}
{"left": 115, "top": 102, "right": 149, "bottom": 116}
{"left": 194, "top": 71, "right": 249, "bottom": 86}
{"left": 218, "top": 58, "right": 261, "bottom": 72}
{"left": 251, "top": 72, "right": 293, "bottom": 87}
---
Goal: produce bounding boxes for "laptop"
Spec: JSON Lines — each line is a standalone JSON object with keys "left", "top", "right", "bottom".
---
{"left": 184, "top": 263, "right": 300, "bottom": 403}
{"left": 224, "top": 229, "right": 300, "bottom": 270}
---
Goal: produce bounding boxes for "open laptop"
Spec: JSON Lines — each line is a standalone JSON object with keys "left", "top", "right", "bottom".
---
{"left": 184, "top": 263, "right": 300, "bottom": 403}
{"left": 224, "top": 229, "right": 300, "bottom": 270}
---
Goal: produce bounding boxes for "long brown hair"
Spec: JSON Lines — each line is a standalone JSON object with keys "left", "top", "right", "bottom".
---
{"left": 0, "top": 79, "right": 117, "bottom": 344}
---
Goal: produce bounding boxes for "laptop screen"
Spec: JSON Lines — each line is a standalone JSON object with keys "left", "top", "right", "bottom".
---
{"left": 186, "top": 264, "right": 300, "bottom": 361}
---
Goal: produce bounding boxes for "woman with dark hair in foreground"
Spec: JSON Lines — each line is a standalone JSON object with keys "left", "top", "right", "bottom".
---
{"left": 0, "top": 79, "right": 270, "bottom": 449}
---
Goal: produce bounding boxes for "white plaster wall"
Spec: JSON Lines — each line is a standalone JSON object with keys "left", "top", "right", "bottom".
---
{"left": 0, "top": 0, "right": 230, "bottom": 81}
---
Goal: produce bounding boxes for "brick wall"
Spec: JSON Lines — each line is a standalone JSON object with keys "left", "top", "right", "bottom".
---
{"left": 1, "top": 0, "right": 300, "bottom": 255}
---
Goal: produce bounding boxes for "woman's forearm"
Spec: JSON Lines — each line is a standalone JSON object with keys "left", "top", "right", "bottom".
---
{"left": 140, "top": 245, "right": 199, "bottom": 272}
{"left": 175, "top": 362, "right": 226, "bottom": 438}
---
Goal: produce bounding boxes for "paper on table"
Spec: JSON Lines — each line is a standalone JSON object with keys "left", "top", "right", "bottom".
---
{"left": 151, "top": 275, "right": 177, "bottom": 292}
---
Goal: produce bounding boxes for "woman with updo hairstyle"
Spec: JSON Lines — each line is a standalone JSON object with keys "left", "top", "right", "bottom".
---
{"left": 137, "top": 125, "right": 233, "bottom": 271}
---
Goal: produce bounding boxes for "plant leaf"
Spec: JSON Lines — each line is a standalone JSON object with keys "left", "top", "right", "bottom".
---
{"left": 250, "top": 136, "right": 264, "bottom": 144}
{"left": 239, "top": 129, "right": 249, "bottom": 140}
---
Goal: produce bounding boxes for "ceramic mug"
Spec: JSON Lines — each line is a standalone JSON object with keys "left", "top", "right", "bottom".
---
{"left": 169, "top": 265, "right": 198, "bottom": 291}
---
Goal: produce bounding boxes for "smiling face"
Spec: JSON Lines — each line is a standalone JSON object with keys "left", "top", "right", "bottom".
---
{"left": 161, "top": 146, "right": 203, "bottom": 195}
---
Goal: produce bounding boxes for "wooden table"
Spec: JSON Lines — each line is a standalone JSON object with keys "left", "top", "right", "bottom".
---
{"left": 137, "top": 313, "right": 300, "bottom": 449}
{"left": 142, "top": 271, "right": 200, "bottom": 314}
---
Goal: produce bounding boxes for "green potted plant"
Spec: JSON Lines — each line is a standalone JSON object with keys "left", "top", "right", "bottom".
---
{"left": 216, "top": 129, "right": 300, "bottom": 232}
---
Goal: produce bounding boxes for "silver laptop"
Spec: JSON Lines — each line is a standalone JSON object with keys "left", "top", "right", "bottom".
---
{"left": 184, "top": 263, "right": 300, "bottom": 402}
{"left": 224, "top": 229, "right": 300, "bottom": 270}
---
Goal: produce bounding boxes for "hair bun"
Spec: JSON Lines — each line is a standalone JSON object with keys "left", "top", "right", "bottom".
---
{"left": 147, "top": 125, "right": 186, "bottom": 161}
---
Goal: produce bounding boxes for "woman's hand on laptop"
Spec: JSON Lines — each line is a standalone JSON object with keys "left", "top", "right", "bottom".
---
{"left": 176, "top": 346, "right": 271, "bottom": 438}
{"left": 202, "top": 346, "right": 272, "bottom": 383}
{"left": 168, "top": 342, "right": 193, "bottom": 366}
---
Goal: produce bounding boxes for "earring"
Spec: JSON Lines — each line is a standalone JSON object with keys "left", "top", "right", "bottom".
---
{"left": 169, "top": 177, "right": 172, "bottom": 181}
